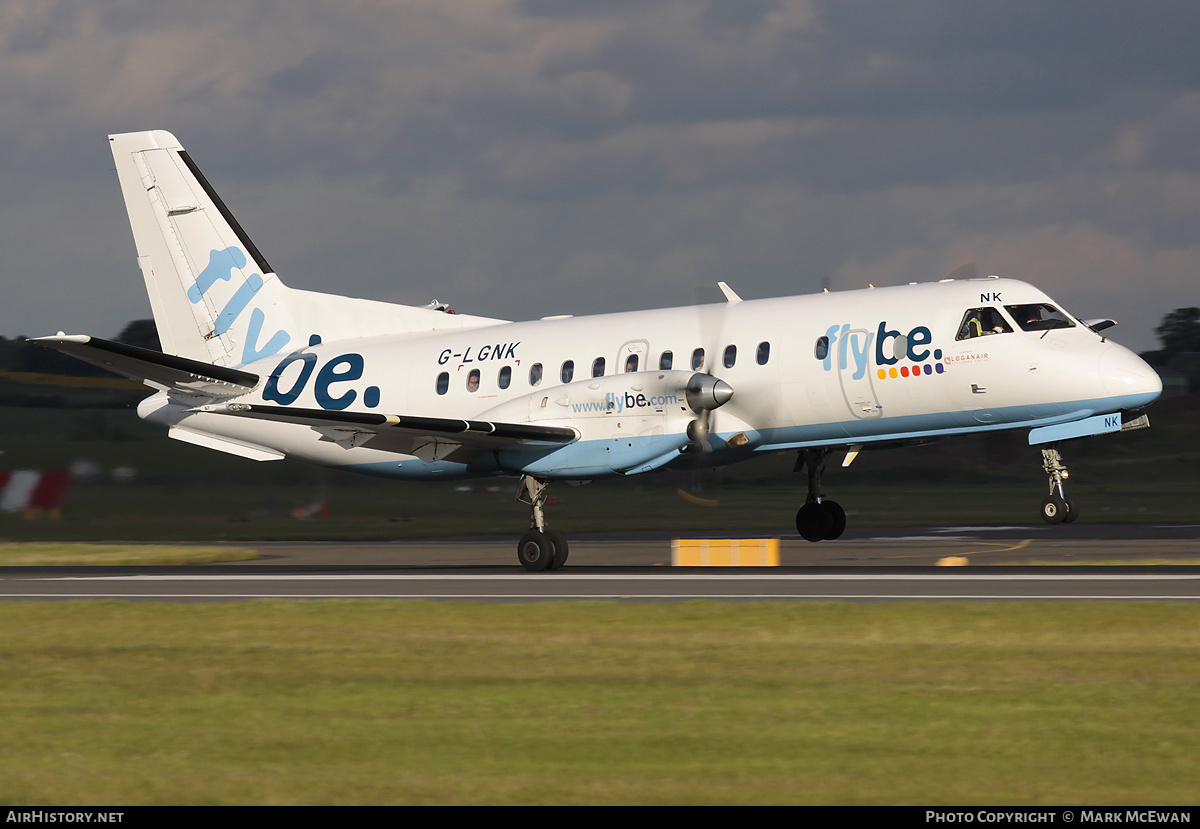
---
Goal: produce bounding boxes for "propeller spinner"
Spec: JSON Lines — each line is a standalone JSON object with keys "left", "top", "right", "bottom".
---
{"left": 684, "top": 372, "right": 733, "bottom": 453}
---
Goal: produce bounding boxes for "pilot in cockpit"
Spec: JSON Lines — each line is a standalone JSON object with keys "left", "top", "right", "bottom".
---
{"left": 958, "top": 308, "right": 1013, "bottom": 340}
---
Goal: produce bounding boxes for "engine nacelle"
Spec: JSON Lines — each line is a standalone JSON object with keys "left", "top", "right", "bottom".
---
{"left": 481, "top": 371, "right": 719, "bottom": 476}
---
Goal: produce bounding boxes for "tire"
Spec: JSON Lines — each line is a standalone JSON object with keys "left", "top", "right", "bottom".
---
{"left": 820, "top": 500, "right": 847, "bottom": 540}
{"left": 517, "top": 531, "right": 554, "bottom": 571}
{"left": 1040, "top": 495, "right": 1067, "bottom": 524}
{"left": 796, "top": 502, "right": 832, "bottom": 542}
{"left": 545, "top": 529, "right": 570, "bottom": 570}
{"left": 1062, "top": 496, "right": 1080, "bottom": 524}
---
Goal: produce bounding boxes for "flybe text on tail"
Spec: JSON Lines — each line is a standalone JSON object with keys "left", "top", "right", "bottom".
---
{"left": 188, "top": 246, "right": 291, "bottom": 365}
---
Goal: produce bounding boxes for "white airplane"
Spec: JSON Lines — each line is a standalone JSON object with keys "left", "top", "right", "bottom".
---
{"left": 37, "top": 131, "right": 1163, "bottom": 570}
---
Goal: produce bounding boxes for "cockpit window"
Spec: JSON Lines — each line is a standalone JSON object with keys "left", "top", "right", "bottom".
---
{"left": 956, "top": 308, "right": 1014, "bottom": 340}
{"left": 1005, "top": 303, "right": 1075, "bottom": 332}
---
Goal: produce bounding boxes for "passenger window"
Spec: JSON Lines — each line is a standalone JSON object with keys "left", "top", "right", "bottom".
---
{"left": 529, "top": 363, "right": 543, "bottom": 386}
{"left": 436, "top": 372, "right": 449, "bottom": 395}
{"left": 815, "top": 336, "right": 829, "bottom": 360}
{"left": 691, "top": 348, "right": 705, "bottom": 371}
{"left": 1005, "top": 303, "right": 1075, "bottom": 332}
{"left": 561, "top": 360, "right": 574, "bottom": 383}
{"left": 592, "top": 357, "right": 605, "bottom": 377}
{"left": 756, "top": 341, "right": 770, "bottom": 365}
{"left": 723, "top": 344, "right": 737, "bottom": 368}
{"left": 466, "top": 368, "right": 480, "bottom": 392}
{"left": 659, "top": 351, "right": 673, "bottom": 370}
{"left": 624, "top": 354, "right": 639, "bottom": 373}
{"left": 498, "top": 365, "right": 511, "bottom": 389}
{"left": 957, "top": 308, "right": 1015, "bottom": 340}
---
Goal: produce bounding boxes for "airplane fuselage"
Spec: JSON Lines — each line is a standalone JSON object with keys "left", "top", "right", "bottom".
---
{"left": 140, "top": 276, "right": 1161, "bottom": 481}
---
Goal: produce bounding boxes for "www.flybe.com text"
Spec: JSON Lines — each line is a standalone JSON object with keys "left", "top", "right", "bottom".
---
{"left": 572, "top": 392, "right": 679, "bottom": 414}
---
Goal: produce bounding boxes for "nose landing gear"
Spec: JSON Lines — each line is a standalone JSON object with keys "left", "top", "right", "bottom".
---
{"left": 1039, "top": 446, "right": 1079, "bottom": 524}
{"left": 516, "top": 475, "right": 569, "bottom": 571}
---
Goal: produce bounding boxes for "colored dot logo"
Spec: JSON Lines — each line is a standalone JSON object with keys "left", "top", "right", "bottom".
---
{"left": 877, "top": 358, "right": 944, "bottom": 380}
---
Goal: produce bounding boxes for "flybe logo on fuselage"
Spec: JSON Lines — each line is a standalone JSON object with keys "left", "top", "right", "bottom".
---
{"left": 822, "top": 321, "right": 945, "bottom": 380}
{"left": 262, "top": 335, "right": 382, "bottom": 411}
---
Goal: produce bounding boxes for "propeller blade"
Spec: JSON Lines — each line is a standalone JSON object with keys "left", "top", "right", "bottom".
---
{"left": 688, "top": 284, "right": 741, "bottom": 453}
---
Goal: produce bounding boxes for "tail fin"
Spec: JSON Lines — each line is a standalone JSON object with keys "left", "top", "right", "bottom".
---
{"left": 109, "top": 131, "right": 502, "bottom": 368}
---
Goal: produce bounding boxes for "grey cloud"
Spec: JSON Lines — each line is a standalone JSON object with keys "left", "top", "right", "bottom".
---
{"left": 0, "top": 0, "right": 1196, "bottom": 354}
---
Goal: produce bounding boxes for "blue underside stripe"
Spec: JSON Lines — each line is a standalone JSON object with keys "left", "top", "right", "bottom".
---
{"left": 337, "top": 391, "right": 1156, "bottom": 481}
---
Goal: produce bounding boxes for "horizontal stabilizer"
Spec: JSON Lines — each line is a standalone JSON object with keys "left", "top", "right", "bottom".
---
{"left": 198, "top": 403, "right": 578, "bottom": 451}
{"left": 32, "top": 334, "right": 258, "bottom": 398}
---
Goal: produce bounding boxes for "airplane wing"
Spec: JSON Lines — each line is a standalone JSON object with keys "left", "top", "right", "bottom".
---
{"left": 32, "top": 334, "right": 258, "bottom": 398}
{"left": 197, "top": 402, "right": 578, "bottom": 457}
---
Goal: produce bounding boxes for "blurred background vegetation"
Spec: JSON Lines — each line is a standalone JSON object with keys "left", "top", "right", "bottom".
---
{"left": 1, "top": 310, "right": 1196, "bottom": 542}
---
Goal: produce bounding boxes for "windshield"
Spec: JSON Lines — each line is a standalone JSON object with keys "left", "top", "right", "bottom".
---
{"left": 1004, "top": 303, "right": 1075, "bottom": 332}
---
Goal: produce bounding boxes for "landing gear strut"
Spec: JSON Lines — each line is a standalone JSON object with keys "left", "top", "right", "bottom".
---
{"left": 515, "top": 475, "right": 569, "bottom": 571}
{"left": 1039, "top": 446, "right": 1078, "bottom": 524}
{"left": 794, "top": 449, "right": 847, "bottom": 542}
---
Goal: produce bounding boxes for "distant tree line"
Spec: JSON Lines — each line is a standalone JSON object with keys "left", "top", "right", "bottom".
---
{"left": 1140, "top": 307, "right": 1200, "bottom": 392}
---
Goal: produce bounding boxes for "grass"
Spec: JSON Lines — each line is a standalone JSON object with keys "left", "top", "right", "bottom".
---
{"left": 0, "top": 543, "right": 257, "bottom": 566}
{"left": 0, "top": 601, "right": 1196, "bottom": 805}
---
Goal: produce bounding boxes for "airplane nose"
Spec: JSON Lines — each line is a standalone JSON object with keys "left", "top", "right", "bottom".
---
{"left": 1098, "top": 346, "right": 1162, "bottom": 407}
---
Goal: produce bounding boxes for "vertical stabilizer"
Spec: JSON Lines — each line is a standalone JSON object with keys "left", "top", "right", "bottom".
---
{"left": 110, "top": 131, "right": 506, "bottom": 367}
{"left": 110, "top": 130, "right": 296, "bottom": 367}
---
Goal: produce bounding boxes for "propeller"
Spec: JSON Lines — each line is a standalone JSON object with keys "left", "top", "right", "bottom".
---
{"left": 683, "top": 282, "right": 739, "bottom": 454}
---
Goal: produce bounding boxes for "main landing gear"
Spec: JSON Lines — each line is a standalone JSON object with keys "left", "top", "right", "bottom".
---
{"left": 794, "top": 449, "right": 847, "bottom": 542}
{"left": 515, "top": 475, "right": 569, "bottom": 572}
{"left": 1039, "top": 445, "right": 1079, "bottom": 524}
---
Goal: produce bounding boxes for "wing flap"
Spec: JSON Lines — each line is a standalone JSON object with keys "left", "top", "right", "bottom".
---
{"left": 32, "top": 334, "right": 258, "bottom": 398}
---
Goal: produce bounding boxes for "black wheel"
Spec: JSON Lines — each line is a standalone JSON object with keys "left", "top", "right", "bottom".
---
{"left": 1040, "top": 495, "right": 1067, "bottom": 524}
{"left": 796, "top": 502, "right": 832, "bottom": 542}
{"left": 545, "top": 529, "right": 569, "bottom": 570}
{"left": 820, "top": 500, "right": 846, "bottom": 540}
{"left": 1062, "top": 496, "right": 1080, "bottom": 524}
{"left": 517, "top": 531, "right": 554, "bottom": 571}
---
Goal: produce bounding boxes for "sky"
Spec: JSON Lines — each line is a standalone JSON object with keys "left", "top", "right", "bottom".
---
{"left": 1, "top": 0, "right": 1197, "bottom": 354}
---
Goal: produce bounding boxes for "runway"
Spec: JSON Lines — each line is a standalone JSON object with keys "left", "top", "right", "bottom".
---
{"left": 5, "top": 570, "right": 1200, "bottom": 601}
{"left": 1, "top": 525, "right": 1197, "bottom": 602}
